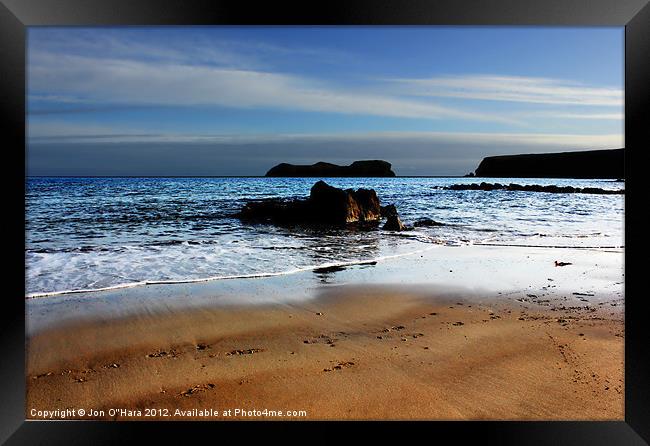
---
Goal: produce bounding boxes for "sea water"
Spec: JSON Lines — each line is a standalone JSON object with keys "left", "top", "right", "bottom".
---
{"left": 25, "top": 177, "right": 624, "bottom": 297}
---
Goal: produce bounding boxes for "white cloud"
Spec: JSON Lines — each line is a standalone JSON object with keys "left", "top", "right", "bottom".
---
{"left": 388, "top": 74, "right": 623, "bottom": 107}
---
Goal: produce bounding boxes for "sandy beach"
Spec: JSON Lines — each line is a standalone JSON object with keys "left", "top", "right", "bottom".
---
{"left": 26, "top": 245, "right": 624, "bottom": 421}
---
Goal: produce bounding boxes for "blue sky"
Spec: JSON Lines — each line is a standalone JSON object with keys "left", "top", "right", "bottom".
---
{"left": 27, "top": 27, "right": 624, "bottom": 176}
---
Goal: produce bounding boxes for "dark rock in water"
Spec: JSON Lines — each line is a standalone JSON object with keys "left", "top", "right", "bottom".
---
{"left": 383, "top": 214, "right": 406, "bottom": 231}
{"left": 236, "top": 180, "right": 381, "bottom": 226}
{"left": 413, "top": 218, "right": 445, "bottom": 227}
{"left": 309, "top": 180, "right": 381, "bottom": 224}
{"left": 442, "top": 182, "right": 623, "bottom": 195}
{"left": 473, "top": 148, "right": 624, "bottom": 179}
{"left": 265, "top": 160, "right": 396, "bottom": 177}
{"left": 236, "top": 197, "right": 309, "bottom": 224}
{"left": 313, "top": 265, "right": 347, "bottom": 274}
{"left": 381, "top": 204, "right": 410, "bottom": 231}
{"left": 380, "top": 204, "right": 398, "bottom": 218}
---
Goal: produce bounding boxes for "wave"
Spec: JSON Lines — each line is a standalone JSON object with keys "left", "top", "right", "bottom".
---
{"left": 25, "top": 245, "right": 438, "bottom": 299}
{"left": 27, "top": 238, "right": 238, "bottom": 254}
{"left": 25, "top": 230, "right": 622, "bottom": 299}
{"left": 26, "top": 211, "right": 240, "bottom": 229}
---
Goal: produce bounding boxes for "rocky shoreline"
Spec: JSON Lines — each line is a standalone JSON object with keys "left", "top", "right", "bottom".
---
{"left": 442, "top": 182, "right": 623, "bottom": 195}
{"left": 235, "top": 179, "right": 620, "bottom": 235}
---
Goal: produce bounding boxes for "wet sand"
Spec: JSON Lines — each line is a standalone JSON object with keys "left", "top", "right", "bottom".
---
{"left": 26, "top": 283, "right": 624, "bottom": 420}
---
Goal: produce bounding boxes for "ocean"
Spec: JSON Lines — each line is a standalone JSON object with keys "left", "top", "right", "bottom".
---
{"left": 25, "top": 177, "right": 624, "bottom": 297}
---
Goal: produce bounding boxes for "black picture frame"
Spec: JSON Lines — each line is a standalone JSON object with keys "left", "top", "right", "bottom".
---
{"left": 2, "top": 0, "right": 648, "bottom": 443}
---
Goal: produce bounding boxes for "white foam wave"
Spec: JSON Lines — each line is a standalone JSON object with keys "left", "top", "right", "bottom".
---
{"left": 25, "top": 245, "right": 438, "bottom": 299}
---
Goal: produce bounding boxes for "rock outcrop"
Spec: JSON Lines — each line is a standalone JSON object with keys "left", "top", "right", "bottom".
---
{"left": 265, "top": 160, "right": 396, "bottom": 177}
{"left": 442, "top": 182, "right": 623, "bottom": 195}
{"left": 473, "top": 148, "right": 624, "bottom": 179}
{"left": 236, "top": 180, "right": 382, "bottom": 226}
{"left": 413, "top": 218, "right": 445, "bottom": 227}
{"left": 309, "top": 180, "right": 381, "bottom": 223}
{"left": 380, "top": 204, "right": 398, "bottom": 218}
{"left": 379, "top": 204, "right": 406, "bottom": 231}
{"left": 383, "top": 215, "right": 406, "bottom": 231}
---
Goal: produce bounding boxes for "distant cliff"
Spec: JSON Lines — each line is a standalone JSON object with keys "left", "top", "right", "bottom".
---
{"left": 265, "top": 160, "right": 396, "bottom": 177}
{"left": 474, "top": 149, "right": 624, "bottom": 179}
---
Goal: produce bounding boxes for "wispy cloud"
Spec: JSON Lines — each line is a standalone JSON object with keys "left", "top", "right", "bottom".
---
{"left": 388, "top": 74, "right": 623, "bottom": 107}
{"left": 28, "top": 28, "right": 353, "bottom": 71}
{"left": 28, "top": 120, "right": 623, "bottom": 149}
{"left": 533, "top": 112, "right": 623, "bottom": 120}
{"left": 27, "top": 29, "right": 623, "bottom": 142}
{"left": 28, "top": 51, "right": 523, "bottom": 125}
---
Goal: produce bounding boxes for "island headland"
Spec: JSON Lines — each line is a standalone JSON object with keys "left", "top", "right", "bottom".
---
{"left": 473, "top": 148, "right": 624, "bottom": 179}
{"left": 265, "top": 160, "right": 395, "bottom": 177}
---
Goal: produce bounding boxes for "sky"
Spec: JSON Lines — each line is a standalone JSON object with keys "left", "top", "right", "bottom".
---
{"left": 26, "top": 27, "right": 624, "bottom": 176}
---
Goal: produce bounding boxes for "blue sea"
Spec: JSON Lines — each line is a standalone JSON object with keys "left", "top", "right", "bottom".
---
{"left": 25, "top": 177, "right": 624, "bottom": 297}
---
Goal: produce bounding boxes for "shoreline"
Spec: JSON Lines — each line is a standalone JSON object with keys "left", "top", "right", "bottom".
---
{"left": 26, "top": 244, "right": 624, "bottom": 420}
{"left": 26, "top": 244, "right": 624, "bottom": 334}
{"left": 25, "top": 242, "right": 624, "bottom": 300}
